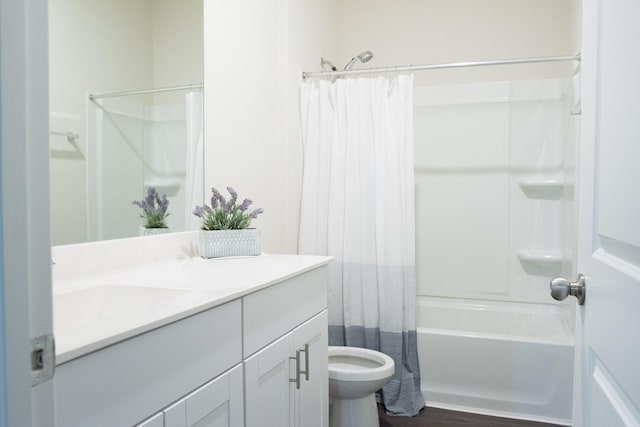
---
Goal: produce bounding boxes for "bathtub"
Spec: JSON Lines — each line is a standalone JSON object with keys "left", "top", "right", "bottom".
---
{"left": 417, "top": 297, "right": 574, "bottom": 425}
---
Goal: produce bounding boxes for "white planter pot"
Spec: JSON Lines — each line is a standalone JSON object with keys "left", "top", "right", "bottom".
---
{"left": 199, "top": 229, "right": 261, "bottom": 258}
{"left": 139, "top": 226, "right": 170, "bottom": 236}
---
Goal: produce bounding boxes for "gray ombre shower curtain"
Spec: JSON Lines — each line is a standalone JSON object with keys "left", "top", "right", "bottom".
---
{"left": 299, "top": 75, "right": 424, "bottom": 416}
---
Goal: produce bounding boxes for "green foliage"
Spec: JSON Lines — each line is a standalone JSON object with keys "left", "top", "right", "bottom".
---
{"left": 200, "top": 206, "right": 253, "bottom": 230}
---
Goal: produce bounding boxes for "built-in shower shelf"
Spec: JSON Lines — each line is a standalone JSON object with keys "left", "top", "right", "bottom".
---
{"left": 145, "top": 181, "right": 181, "bottom": 196}
{"left": 517, "top": 250, "right": 566, "bottom": 276}
{"left": 518, "top": 178, "right": 566, "bottom": 200}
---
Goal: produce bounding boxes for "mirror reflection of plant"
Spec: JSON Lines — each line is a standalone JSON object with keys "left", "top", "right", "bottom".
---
{"left": 193, "top": 187, "right": 263, "bottom": 230}
{"left": 132, "top": 187, "right": 170, "bottom": 229}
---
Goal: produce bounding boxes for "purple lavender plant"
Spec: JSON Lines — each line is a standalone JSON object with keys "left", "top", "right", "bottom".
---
{"left": 193, "top": 186, "right": 264, "bottom": 230}
{"left": 132, "top": 187, "right": 170, "bottom": 228}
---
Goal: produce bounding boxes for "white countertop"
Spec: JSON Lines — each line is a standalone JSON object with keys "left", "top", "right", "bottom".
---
{"left": 53, "top": 253, "right": 331, "bottom": 364}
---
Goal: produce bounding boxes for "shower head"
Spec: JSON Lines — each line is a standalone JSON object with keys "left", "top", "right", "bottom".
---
{"left": 343, "top": 50, "right": 374, "bottom": 70}
{"left": 358, "top": 51, "right": 374, "bottom": 63}
{"left": 321, "top": 57, "right": 337, "bottom": 72}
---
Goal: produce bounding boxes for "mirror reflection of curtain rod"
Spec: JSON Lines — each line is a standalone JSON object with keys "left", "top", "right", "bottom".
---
{"left": 89, "top": 83, "right": 204, "bottom": 100}
{"left": 302, "top": 53, "right": 580, "bottom": 80}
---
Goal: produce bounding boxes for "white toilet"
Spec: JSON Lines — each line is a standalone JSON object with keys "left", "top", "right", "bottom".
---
{"left": 328, "top": 346, "right": 395, "bottom": 427}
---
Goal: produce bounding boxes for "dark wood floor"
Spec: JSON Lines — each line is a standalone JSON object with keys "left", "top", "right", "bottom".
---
{"left": 377, "top": 405, "right": 565, "bottom": 427}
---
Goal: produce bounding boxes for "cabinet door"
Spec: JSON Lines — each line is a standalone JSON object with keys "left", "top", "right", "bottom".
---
{"left": 293, "top": 310, "right": 328, "bottom": 427}
{"left": 244, "top": 332, "right": 296, "bottom": 427}
{"left": 164, "top": 364, "right": 244, "bottom": 427}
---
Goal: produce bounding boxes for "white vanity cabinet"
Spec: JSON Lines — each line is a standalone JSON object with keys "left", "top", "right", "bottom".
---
{"left": 55, "top": 300, "right": 243, "bottom": 427}
{"left": 243, "top": 266, "right": 329, "bottom": 427}
{"left": 53, "top": 254, "right": 330, "bottom": 427}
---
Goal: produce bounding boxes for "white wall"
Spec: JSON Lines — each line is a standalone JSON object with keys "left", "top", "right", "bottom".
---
{"left": 337, "top": 0, "right": 575, "bottom": 85}
{"left": 204, "top": 0, "right": 338, "bottom": 254}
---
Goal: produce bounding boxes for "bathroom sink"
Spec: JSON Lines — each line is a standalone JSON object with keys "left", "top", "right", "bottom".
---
{"left": 54, "top": 285, "right": 209, "bottom": 360}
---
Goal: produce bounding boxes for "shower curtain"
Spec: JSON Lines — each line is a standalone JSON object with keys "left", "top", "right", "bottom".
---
{"left": 299, "top": 75, "right": 424, "bottom": 416}
{"left": 184, "top": 91, "right": 204, "bottom": 230}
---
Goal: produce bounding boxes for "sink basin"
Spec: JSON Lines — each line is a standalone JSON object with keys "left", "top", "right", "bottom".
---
{"left": 54, "top": 285, "right": 207, "bottom": 361}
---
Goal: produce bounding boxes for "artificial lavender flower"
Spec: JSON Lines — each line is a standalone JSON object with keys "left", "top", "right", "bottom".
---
{"left": 192, "top": 206, "right": 206, "bottom": 218}
{"left": 132, "top": 187, "right": 170, "bottom": 228}
{"left": 248, "top": 208, "right": 264, "bottom": 219}
{"left": 238, "top": 198, "right": 252, "bottom": 212}
{"left": 212, "top": 188, "right": 225, "bottom": 210}
{"left": 158, "top": 193, "right": 169, "bottom": 216}
{"left": 227, "top": 187, "right": 238, "bottom": 206}
{"left": 192, "top": 187, "right": 263, "bottom": 230}
{"left": 144, "top": 191, "right": 155, "bottom": 210}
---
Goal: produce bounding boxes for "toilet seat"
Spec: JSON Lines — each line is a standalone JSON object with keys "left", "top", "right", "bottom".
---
{"left": 328, "top": 346, "right": 395, "bottom": 382}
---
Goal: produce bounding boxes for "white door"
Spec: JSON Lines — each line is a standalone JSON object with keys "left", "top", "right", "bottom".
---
{"left": 0, "top": 0, "right": 55, "bottom": 425}
{"left": 574, "top": 0, "right": 640, "bottom": 425}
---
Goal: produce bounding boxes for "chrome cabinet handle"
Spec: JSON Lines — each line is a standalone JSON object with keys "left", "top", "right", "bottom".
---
{"left": 550, "top": 274, "right": 586, "bottom": 305}
{"left": 289, "top": 350, "right": 301, "bottom": 389}
{"left": 289, "top": 344, "right": 310, "bottom": 390}
{"left": 300, "top": 344, "right": 310, "bottom": 382}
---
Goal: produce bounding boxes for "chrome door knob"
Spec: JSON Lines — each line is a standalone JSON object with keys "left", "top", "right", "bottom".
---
{"left": 550, "top": 274, "right": 586, "bottom": 305}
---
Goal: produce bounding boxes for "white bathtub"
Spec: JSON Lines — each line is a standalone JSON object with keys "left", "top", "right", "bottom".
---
{"left": 417, "top": 297, "right": 574, "bottom": 425}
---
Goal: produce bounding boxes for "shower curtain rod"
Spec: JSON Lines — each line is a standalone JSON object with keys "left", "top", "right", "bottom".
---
{"left": 302, "top": 53, "right": 580, "bottom": 80}
{"left": 89, "top": 83, "right": 203, "bottom": 100}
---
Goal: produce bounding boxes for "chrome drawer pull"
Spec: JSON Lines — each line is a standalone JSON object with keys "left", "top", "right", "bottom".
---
{"left": 300, "top": 344, "right": 310, "bottom": 381}
{"left": 289, "top": 350, "right": 301, "bottom": 389}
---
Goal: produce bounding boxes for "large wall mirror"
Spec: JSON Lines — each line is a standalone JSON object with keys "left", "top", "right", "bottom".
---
{"left": 49, "top": 0, "right": 204, "bottom": 245}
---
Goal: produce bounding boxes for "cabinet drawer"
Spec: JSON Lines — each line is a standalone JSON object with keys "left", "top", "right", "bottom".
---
{"left": 243, "top": 266, "right": 328, "bottom": 357}
{"left": 55, "top": 300, "right": 242, "bottom": 427}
